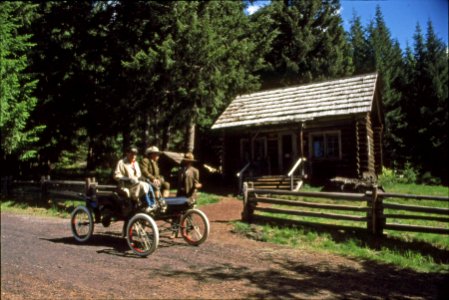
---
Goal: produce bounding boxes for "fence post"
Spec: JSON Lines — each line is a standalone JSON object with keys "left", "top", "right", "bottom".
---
{"left": 369, "top": 185, "right": 384, "bottom": 236}
{"left": 85, "top": 177, "right": 98, "bottom": 199}
{"left": 40, "top": 175, "right": 50, "bottom": 203}
{"left": 241, "top": 182, "right": 254, "bottom": 222}
{"left": 1, "top": 176, "right": 12, "bottom": 197}
{"left": 375, "top": 186, "right": 385, "bottom": 236}
{"left": 366, "top": 190, "right": 373, "bottom": 233}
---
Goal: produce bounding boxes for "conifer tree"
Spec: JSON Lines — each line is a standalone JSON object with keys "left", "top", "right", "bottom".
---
{"left": 261, "top": 0, "right": 352, "bottom": 87}
{"left": 0, "top": 2, "right": 44, "bottom": 161}
{"left": 411, "top": 21, "right": 448, "bottom": 181}
{"left": 123, "top": 1, "right": 269, "bottom": 152}
{"left": 348, "top": 13, "right": 371, "bottom": 74}
{"left": 366, "top": 6, "right": 405, "bottom": 168}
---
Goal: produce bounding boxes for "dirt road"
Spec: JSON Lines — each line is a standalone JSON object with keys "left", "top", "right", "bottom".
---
{"left": 1, "top": 197, "right": 447, "bottom": 299}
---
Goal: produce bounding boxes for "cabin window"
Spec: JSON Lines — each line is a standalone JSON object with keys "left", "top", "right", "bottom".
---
{"left": 309, "top": 131, "right": 341, "bottom": 160}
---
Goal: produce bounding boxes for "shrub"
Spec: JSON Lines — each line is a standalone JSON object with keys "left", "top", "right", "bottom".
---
{"left": 398, "top": 162, "right": 418, "bottom": 184}
{"left": 420, "top": 172, "right": 442, "bottom": 185}
{"left": 378, "top": 162, "right": 418, "bottom": 186}
{"left": 378, "top": 167, "right": 396, "bottom": 186}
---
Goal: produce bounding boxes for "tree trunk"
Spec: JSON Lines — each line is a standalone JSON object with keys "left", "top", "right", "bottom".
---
{"left": 86, "top": 138, "right": 95, "bottom": 171}
{"left": 143, "top": 113, "right": 151, "bottom": 149}
{"left": 185, "top": 122, "right": 195, "bottom": 153}
{"left": 161, "top": 124, "right": 171, "bottom": 151}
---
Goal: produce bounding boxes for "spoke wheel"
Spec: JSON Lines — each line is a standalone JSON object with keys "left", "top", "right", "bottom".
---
{"left": 180, "top": 209, "right": 210, "bottom": 246}
{"left": 70, "top": 206, "right": 94, "bottom": 242}
{"left": 126, "top": 213, "right": 159, "bottom": 257}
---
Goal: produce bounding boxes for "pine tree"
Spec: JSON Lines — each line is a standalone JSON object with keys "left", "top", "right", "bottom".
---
{"left": 0, "top": 2, "right": 44, "bottom": 161}
{"left": 366, "top": 6, "right": 405, "bottom": 168}
{"left": 261, "top": 0, "right": 352, "bottom": 87}
{"left": 413, "top": 21, "right": 448, "bottom": 181}
{"left": 348, "top": 13, "right": 372, "bottom": 74}
{"left": 123, "top": 1, "right": 268, "bottom": 152}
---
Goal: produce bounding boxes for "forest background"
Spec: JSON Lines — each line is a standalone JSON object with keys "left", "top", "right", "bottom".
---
{"left": 1, "top": 1, "right": 447, "bottom": 184}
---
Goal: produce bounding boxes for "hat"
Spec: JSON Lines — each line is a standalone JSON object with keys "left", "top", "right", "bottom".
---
{"left": 127, "top": 146, "right": 138, "bottom": 154}
{"left": 145, "top": 146, "right": 160, "bottom": 155}
{"left": 182, "top": 152, "right": 196, "bottom": 162}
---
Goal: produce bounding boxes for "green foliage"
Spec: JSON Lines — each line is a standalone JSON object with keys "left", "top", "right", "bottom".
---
{"left": 260, "top": 0, "right": 353, "bottom": 87}
{"left": 1, "top": 1, "right": 447, "bottom": 185}
{"left": 347, "top": 7, "right": 448, "bottom": 184}
{"left": 122, "top": 1, "right": 267, "bottom": 151}
{"left": 0, "top": 2, "right": 44, "bottom": 160}
{"left": 378, "top": 167, "right": 396, "bottom": 186}
{"left": 378, "top": 163, "right": 418, "bottom": 186}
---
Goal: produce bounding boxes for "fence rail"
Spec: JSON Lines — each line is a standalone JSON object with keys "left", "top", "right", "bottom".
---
{"left": 242, "top": 182, "right": 449, "bottom": 235}
{"left": 1, "top": 176, "right": 116, "bottom": 203}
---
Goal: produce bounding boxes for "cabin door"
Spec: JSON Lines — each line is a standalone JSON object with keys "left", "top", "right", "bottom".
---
{"left": 279, "top": 132, "right": 297, "bottom": 173}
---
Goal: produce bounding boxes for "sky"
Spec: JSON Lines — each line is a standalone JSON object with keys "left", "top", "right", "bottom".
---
{"left": 245, "top": 0, "right": 448, "bottom": 50}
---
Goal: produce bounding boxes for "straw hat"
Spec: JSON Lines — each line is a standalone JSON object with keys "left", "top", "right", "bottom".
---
{"left": 145, "top": 146, "right": 160, "bottom": 155}
{"left": 182, "top": 152, "right": 196, "bottom": 162}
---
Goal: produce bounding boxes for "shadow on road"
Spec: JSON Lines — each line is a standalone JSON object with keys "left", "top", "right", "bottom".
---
{"left": 149, "top": 255, "right": 449, "bottom": 299}
{"left": 42, "top": 232, "right": 190, "bottom": 258}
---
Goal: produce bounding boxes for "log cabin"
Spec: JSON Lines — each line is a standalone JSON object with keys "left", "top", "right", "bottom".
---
{"left": 211, "top": 73, "right": 384, "bottom": 188}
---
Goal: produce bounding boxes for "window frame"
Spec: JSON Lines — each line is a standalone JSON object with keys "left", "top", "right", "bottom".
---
{"left": 308, "top": 130, "right": 342, "bottom": 160}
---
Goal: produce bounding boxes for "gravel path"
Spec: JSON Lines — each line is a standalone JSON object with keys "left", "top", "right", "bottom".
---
{"left": 1, "top": 197, "right": 447, "bottom": 299}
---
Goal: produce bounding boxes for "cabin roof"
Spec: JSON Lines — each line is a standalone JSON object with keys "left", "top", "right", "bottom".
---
{"left": 212, "top": 73, "right": 379, "bottom": 130}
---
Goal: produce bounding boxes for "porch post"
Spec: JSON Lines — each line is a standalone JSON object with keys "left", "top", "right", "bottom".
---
{"left": 299, "top": 122, "right": 304, "bottom": 158}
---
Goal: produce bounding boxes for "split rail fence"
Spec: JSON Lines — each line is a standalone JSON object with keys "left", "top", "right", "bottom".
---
{"left": 242, "top": 182, "right": 449, "bottom": 236}
{"left": 1, "top": 176, "right": 115, "bottom": 204}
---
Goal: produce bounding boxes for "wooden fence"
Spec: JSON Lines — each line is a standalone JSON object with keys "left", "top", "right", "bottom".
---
{"left": 1, "top": 176, "right": 116, "bottom": 203}
{"left": 242, "top": 182, "right": 449, "bottom": 236}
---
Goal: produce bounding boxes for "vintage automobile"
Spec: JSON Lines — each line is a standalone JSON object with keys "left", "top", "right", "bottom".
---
{"left": 70, "top": 181, "right": 210, "bottom": 257}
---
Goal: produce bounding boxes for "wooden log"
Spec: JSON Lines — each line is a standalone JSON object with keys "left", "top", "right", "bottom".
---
{"left": 97, "top": 184, "right": 117, "bottom": 190}
{"left": 45, "top": 180, "right": 86, "bottom": 186}
{"left": 96, "top": 190, "right": 116, "bottom": 196}
{"left": 252, "top": 214, "right": 366, "bottom": 232}
{"left": 384, "top": 223, "right": 449, "bottom": 234}
{"left": 251, "top": 189, "right": 367, "bottom": 201}
{"left": 255, "top": 207, "right": 367, "bottom": 221}
{"left": 379, "top": 192, "right": 449, "bottom": 202}
{"left": 383, "top": 214, "right": 449, "bottom": 223}
{"left": 383, "top": 202, "right": 449, "bottom": 215}
{"left": 253, "top": 196, "right": 368, "bottom": 212}
{"left": 12, "top": 180, "right": 40, "bottom": 185}
{"left": 48, "top": 191, "right": 84, "bottom": 200}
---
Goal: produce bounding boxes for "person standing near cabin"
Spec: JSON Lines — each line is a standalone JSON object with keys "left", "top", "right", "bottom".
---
{"left": 177, "top": 152, "right": 202, "bottom": 199}
{"left": 113, "top": 146, "right": 155, "bottom": 212}
{"left": 141, "top": 146, "right": 171, "bottom": 198}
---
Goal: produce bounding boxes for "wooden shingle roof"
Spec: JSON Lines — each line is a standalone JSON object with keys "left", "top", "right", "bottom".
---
{"left": 212, "top": 73, "right": 378, "bottom": 129}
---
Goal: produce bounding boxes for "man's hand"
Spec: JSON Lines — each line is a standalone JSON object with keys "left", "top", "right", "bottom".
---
{"left": 153, "top": 179, "right": 161, "bottom": 187}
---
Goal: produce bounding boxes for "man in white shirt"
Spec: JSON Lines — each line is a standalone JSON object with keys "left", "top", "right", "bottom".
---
{"left": 114, "top": 146, "right": 155, "bottom": 212}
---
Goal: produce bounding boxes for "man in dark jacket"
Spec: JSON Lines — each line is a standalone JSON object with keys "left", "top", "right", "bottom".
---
{"left": 141, "top": 146, "right": 170, "bottom": 197}
{"left": 177, "top": 152, "right": 202, "bottom": 199}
